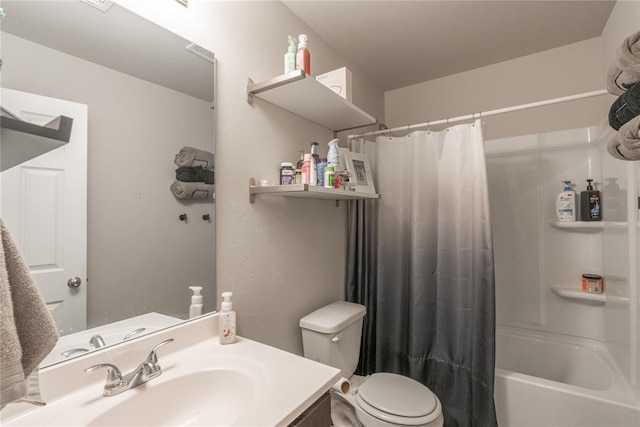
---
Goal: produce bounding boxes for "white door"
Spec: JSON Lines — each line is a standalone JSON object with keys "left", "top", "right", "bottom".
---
{"left": 1, "top": 88, "right": 88, "bottom": 335}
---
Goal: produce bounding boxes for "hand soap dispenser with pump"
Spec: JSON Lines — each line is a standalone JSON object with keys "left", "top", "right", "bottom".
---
{"left": 556, "top": 181, "right": 576, "bottom": 221}
{"left": 580, "top": 179, "right": 602, "bottom": 221}
{"left": 296, "top": 34, "right": 310, "bottom": 75}
{"left": 188, "top": 286, "right": 203, "bottom": 318}
{"left": 219, "top": 292, "right": 236, "bottom": 345}
{"left": 284, "top": 35, "right": 297, "bottom": 74}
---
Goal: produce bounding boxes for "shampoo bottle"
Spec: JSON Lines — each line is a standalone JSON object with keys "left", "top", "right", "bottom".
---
{"left": 327, "top": 138, "right": 341, "bottom": 188}
{"left": 296, "top": 34, "right": 310, "bottom": 75}
{"left": 284, "top": 36, "right": 297, "bottom": 73}
{"left": 580, "top": 179, "right": 602, "bottom": 221}
{"left": 189, "top": 286, "right": 203, "bottom": 318}
{"left": 219, "top": 292, "right": 236, "bottom": 345}
{"left": 310, "top": 142, "right": 319, "bottom": 186}
{"left": 556, "top": 181, "right": 576, "bottom": 222}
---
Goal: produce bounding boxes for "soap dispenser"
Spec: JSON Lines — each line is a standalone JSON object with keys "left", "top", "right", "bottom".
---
{"left": 189, "top": 286, "right": 203, "bottom": 318}
{"left": 219, "top": 292, "right": 236, "bottom": 345}
{"left": 556, "top": 181, "right": 576, "bottom": 222}
{"left": 284, "top": 35, "right": 297, "bottom": 73}
{"left": 580, "top": 179, "right": 602, "bottom": 221}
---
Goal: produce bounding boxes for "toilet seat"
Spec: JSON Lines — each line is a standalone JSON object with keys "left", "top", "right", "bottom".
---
{"left": 355, "top": 373, "right": 441, "bottom": 425}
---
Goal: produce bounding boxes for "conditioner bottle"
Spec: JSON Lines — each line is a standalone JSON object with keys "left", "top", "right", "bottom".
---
{"left": 219, "top": 292, "right": 236, "bottom": 345}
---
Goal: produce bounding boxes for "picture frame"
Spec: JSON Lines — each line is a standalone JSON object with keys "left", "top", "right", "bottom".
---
{"left": 344, "top": 151, "right": 376, "bottom": 194}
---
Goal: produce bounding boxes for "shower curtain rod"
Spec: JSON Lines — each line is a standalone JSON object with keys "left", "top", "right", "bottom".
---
{"left": 348, "top": 89, "right": 609, "bottom": 140}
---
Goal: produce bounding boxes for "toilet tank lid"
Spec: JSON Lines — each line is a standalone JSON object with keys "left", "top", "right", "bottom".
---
{"left": 299, "top": 301, "right": 366, "bottom": 334}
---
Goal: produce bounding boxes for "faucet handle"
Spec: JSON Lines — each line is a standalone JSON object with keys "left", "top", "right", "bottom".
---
{"left": 145, "top": 338, "right": 174, "bottom": 367}
{"left": 85, "top": 363, "right": 123, "bottom": 390}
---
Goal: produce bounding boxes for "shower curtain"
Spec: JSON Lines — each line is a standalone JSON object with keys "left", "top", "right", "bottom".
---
{"left": 346, "top": 120, "right": 497, "bottom": 427}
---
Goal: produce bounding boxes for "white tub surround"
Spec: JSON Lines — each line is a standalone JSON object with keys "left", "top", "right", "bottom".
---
{"left": 0, "top": 313, "right": 341, "bottom": 426}
{"left": 495, "top": 325, "right": 640, "bottom": 426}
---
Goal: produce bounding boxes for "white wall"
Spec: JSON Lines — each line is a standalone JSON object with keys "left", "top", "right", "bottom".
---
{"left": 116, "top": 0, "right": 385, "bottom": 354}
{"left": 1, "top": 32, "right": 216, "bottom": 326}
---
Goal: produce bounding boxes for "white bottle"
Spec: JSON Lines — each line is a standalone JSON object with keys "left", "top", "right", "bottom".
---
{"left": 284, "top": 36, "right": 297, "bottom": 74}
{"left": 327, "top": 138, "right": 340, "bottom": 170}
{"left": 189, "top": 286, "right": 203, "bottom": 318}
{"left": 219, "top": 292, "right": 236, "bottom": 345}
{"left": 556, "top": 181, "right": 576, "bottom": 221}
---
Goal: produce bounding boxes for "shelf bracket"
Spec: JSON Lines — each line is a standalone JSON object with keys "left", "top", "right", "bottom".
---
{"left": 247, "top": 78, "right": 255, "bottom": 105}
{"left": 249, "top": 177, "right": 256, "bottom": 203}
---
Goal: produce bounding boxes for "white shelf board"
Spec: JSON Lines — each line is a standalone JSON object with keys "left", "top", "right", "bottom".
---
{"left": 249, "top": 179, "right": 380, "bottom": 204}
{"left": 551, "top": 286, "right": 605, "bottom": 304}
{"left": 549, "top": 220, "right": 633, "bottom": 231}
{"left": 247, "top": 70, "right": 378, "bottom": 132}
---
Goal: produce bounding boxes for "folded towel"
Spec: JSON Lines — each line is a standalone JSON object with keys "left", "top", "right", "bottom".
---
{"left": 174, "top": 147, "right": 214, "bottom": 169}
{"left": 607, "top": 115, "right": 640, "bottom": 161}
{"left": 170, "top": 180, "right": 215, "bottom": 200}
{"left": 609, "top": 81, "right": 640, "bottom": 130}
{"left": 607, "top": 30, "right": 640, "bottom": 96}
{"left": 1, "top": 220, "right": 59, "bottom": 408}
{"left": 175, "top": 166, "right": 215, "bottom": 184}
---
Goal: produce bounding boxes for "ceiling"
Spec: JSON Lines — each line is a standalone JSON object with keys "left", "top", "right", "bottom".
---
{"left": 282, "top": 0, "right": 616, "bottom": 92}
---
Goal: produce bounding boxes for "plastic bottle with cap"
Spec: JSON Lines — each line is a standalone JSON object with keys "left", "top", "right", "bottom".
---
{"left": 219, "top": 292, "right": 236, "bottom": 344}
{"left": 296, "top": 34, "right": 310, "bottom": 75}
{"left": 284, "top": 35, "right": 297, "bottom": 73}
{"left": 189, "top": 286, "right": 203, "bottom": 319}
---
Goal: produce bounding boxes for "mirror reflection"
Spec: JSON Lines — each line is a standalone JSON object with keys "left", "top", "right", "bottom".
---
{"left": 0, "top": 0, "right": 216, "bottom": 367}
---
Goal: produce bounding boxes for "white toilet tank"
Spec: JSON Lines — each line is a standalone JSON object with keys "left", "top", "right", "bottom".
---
{"left": 299, "top": 301, "right": 366, "bottom": 378}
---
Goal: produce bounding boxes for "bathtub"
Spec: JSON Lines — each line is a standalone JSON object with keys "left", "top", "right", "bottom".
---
{"left": 494, "top": 325, "right": 640, "bottom": 426}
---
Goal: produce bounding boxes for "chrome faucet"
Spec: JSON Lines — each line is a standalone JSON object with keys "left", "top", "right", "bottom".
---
{"left": 84, "top": 338, "right": 174, "bottom": 397}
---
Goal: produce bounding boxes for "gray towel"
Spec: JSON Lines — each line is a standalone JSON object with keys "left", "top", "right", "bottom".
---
{"left": 607, "top": 115, "right": 640, "bottom": 161}
{"left": 170, "top": 180, "right": 215, "bottom": 200}
{"left": 0, "top": 220, "right": 59, "bottom": 407}
{"left": 607, "top": 30, "right": 640, "bottom": 96}
{"left": 174, "top": 146, "right": 215, "bottom": 169}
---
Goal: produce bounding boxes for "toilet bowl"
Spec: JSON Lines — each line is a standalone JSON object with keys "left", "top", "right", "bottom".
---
{"left": 332, "top": 373, "right": 443, "bottom": 427}
{"left": 300, "top": 301, "right": 443, "bottom": 427}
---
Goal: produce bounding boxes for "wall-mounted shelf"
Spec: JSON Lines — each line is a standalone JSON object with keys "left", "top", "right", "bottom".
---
{"left": 551, "top": 286, "right": 605, "bottom": 305}
{"left": 1, "top": 114, "right": 73, "bottom": 171}
{"left": 249, "top": 178, "right": 380, "bottom": 206}
{"left": 247, "top": 70, "right": 378, "bottom": 132}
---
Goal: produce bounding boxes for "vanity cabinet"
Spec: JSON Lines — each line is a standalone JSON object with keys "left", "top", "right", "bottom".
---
{"left": 288, "top": 393, "right": 332, "bottom": 427}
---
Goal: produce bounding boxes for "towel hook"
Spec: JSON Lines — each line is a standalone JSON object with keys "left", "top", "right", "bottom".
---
{"left": 179, "top": 213, "right": 187, "bottom": 221}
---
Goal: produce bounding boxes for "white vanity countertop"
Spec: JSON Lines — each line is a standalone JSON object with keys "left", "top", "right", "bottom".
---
{"left": 1, "top": 314, "right": 341, "bottom": 426}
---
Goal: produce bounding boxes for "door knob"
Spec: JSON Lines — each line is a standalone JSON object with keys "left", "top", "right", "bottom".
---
{"left": 67, "top": 277, "right": 82, "bottom": 288}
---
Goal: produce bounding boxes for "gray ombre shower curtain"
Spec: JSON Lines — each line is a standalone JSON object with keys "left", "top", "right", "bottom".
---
{"left": 346, "top": 120, "right": 497, "bottom": 427}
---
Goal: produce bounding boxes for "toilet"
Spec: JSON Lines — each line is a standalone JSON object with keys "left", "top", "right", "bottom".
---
{"left": 300, "top": 301, "right": 444, "bottom": 427}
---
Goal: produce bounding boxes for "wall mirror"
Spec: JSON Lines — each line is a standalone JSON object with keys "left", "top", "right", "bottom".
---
{"left": 0, "top": 0, "right": 216, "bottom": 367}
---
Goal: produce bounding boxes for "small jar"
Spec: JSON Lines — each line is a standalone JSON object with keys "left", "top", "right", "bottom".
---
{"left": 280, "top": 162, "right": 295, "bottom": 185}
{"left": 581, "top": 274, "right": 603, "bottom": 294}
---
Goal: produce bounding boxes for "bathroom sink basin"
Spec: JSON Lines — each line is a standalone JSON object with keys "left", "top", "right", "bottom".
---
{"left": 87, "top": 369, "right": 254, "bottom": 426}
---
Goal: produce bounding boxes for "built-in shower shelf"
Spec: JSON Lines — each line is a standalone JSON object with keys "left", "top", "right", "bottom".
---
{"left": 549, "top": 220, "right": 631, "bottom": 231}
{"left": 551, "top": 286, "right": 605, "bottom": 304}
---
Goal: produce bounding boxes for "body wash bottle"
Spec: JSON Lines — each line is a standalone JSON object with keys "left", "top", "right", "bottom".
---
{"left": 219, "top": 292, "right": 236, "bottom": 345}
{"left": 556, "top": 181, "right": 576, "bottom": 221}
{"left": 580, "top": 179, "right": 602, "bottom": 221}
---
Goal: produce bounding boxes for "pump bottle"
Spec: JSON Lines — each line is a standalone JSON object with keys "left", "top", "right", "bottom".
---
{"left": 580, "top": 179, "right": 602, "bottom": 221}
{"left": 219, "top": 292, "right": 236, "bottom": 345}
{"left": 189, "top": 286, "right": 203, "bottom": 318}
{"left": 556, "top": 181, "right": 576, "bottom": 221}
{"left": 296, "top": 34, "right": 310, "bottom": 75}
{"left": 284, "top": 35, "right": 297, "bottom": 73}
